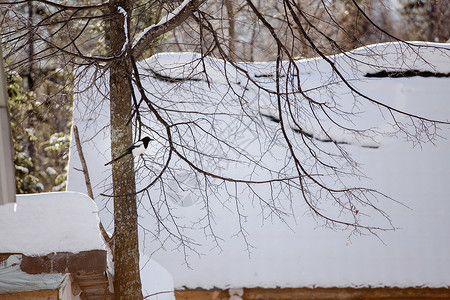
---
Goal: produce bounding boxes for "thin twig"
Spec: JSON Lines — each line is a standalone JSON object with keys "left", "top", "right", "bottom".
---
{"left": 73, "top": 125, "right": 112, "bottom": 245}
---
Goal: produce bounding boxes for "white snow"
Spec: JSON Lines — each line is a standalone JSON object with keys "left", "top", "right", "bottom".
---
{"left": 68, "top": 42, "right": 450, "bottom": 291}
{"left": 117, "top": 6, "right": 129, "bottom": 54}
{"left": 140, "top": 255, "right": 175, "bottom": 300}
{"left": 46, "top": 166, "right": 57, "bottom": 175}
{"left": 0, "top": 192, "right": 105, "bottom": 256}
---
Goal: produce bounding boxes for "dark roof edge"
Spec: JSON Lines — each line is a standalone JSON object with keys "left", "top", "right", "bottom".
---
{"left": 18, "top": 249, "right": 107, "bottom": 275}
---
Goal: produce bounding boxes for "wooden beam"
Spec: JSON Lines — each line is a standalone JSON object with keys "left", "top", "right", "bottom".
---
{"left": 72, "top": 271, "right": 113, "bottom": 300}
{"left": 20, "top": 250, "right": 107, "bottom": 274}
{"left": 0, "top": 289, "right": 58, "bottom": 300}
{"left": 175, "top": 287, "right": 450, "bottom": 300}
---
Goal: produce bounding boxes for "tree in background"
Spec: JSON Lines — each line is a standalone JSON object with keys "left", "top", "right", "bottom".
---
{"left": 334, "top": 0, "right": 396, "bottom": 50}
{"left": 163, "top": 0, "right": 399, "bottom": 61}
{"left": 399, "top": 0, "right": 450, "bottom": 42}
{"left": 7, "top": 73, "right": 71, "bottom": 193}
{"left": 3, "top": 1, "right": 77, "bottom": 193}
{"left": 1, "top": 0, "right": 449, "bottom": 299}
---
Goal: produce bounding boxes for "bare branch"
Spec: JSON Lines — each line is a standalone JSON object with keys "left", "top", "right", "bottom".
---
{"left": 132, "top": 0, "right": 206, "bottom": 59}
{"left": 0, "top": 0, "right": 108, "bottom": 10}
{"left": 73, "top": 125, "right": 112, "bottom": 245}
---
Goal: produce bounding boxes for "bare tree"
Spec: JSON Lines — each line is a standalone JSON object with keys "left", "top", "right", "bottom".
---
{"left": 1, "top": 0, "right": 449, "bottom": 299}
{"left": 108, "top": 1, "right": 144, "bottom": 298}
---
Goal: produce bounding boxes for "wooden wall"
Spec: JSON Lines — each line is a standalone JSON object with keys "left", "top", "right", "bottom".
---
{"left": 0, "top": 289, "right": 58, "bottom": 300}
{"left": 175, "top": 287, "right": 450, "bottom": 300}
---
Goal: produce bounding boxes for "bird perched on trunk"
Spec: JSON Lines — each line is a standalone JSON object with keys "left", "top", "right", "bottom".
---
{"left": 104, "top": 136, "right": 152, "bottom": 166}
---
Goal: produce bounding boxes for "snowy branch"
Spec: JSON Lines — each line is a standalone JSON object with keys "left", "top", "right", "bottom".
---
{"left": 132, "top": 0, "right": 205, "bottom": 58}
{"left": 117, "top": 6, "right": 129, "bottom": 55}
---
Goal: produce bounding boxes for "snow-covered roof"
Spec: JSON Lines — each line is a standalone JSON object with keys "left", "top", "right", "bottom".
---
{"left": 0, "top": 192, "right": 105, "bottom": 255}
{"left": 0, "top": 192, "right": 107, "bottom": 295}
{"left": 67, "top": 42, "right": 450, "bottom": 291}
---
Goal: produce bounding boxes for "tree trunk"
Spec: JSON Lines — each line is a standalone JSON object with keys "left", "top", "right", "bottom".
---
{"left": 26, "top": 1, "right": 34, "bottom": 90}
{"left": 225, "top": 0, "right": 236, "bottom": 61}
{"left": 108, "top": 1, "right": 143, "bottom": 299}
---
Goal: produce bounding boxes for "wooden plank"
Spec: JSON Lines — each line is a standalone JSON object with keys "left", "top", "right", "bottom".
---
{"left": 20, "top": 250, "right": 107, "bottom": 274}
{"left": 175, "top": 287, "right": 450, "bottom": 300}
{"left": 175, "top": 289, "right": 228, "bottom": 300}
{"left": 72, "top": 271, "right": 113, "bottom": 300}
{"left": 0, "top": 289, "right": 58, "bottom": 300}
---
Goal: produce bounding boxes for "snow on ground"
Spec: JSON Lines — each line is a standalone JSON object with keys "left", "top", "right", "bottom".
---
{"left": 0, "top": 192, "right": 105, "bottom": 256}
{"left": 140, "top": 255, "right": 175, "bottom": 299}
{"left": 67, "top": 42, "right": 450, "bottom": 291}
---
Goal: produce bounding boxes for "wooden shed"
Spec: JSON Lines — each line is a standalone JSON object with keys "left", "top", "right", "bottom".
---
{"left": 0, "top": 192, "right": 113, "bottom": 300}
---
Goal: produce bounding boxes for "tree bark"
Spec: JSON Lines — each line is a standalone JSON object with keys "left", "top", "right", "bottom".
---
{"left": 108, "top": 1, "right": 143, "bottom": 299}
{"left": 224, "top": 0, "right": 236, "bottom": 61}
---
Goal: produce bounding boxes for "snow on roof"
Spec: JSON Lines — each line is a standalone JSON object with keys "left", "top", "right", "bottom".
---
{"left": 67, "top": 42, "right": 450, "bottom": 290}
{"left": 0, "top": 192, "right": 105, "bottom": 256}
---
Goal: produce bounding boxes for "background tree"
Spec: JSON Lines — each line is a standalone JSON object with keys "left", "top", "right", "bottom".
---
{"left": 7, "top": 72, "right": 71, "bottom": 193}
{"left": 399, "top": 0, "right": 450, "bottom": 42}
{"left": 335, "top": 0, "right": 395, "bottom": 49}
{"left": 1, "top": 0, "right": 449, "bottom": 299}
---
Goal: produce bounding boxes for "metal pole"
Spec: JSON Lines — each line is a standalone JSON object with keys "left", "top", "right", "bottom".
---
{"left": 0, "top": 40, "right": 16, "bottom": 205}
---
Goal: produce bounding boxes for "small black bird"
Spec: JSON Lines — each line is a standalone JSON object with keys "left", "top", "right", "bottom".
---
{"left": 104, "top": 136, "right": 152, "bottom": 166}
